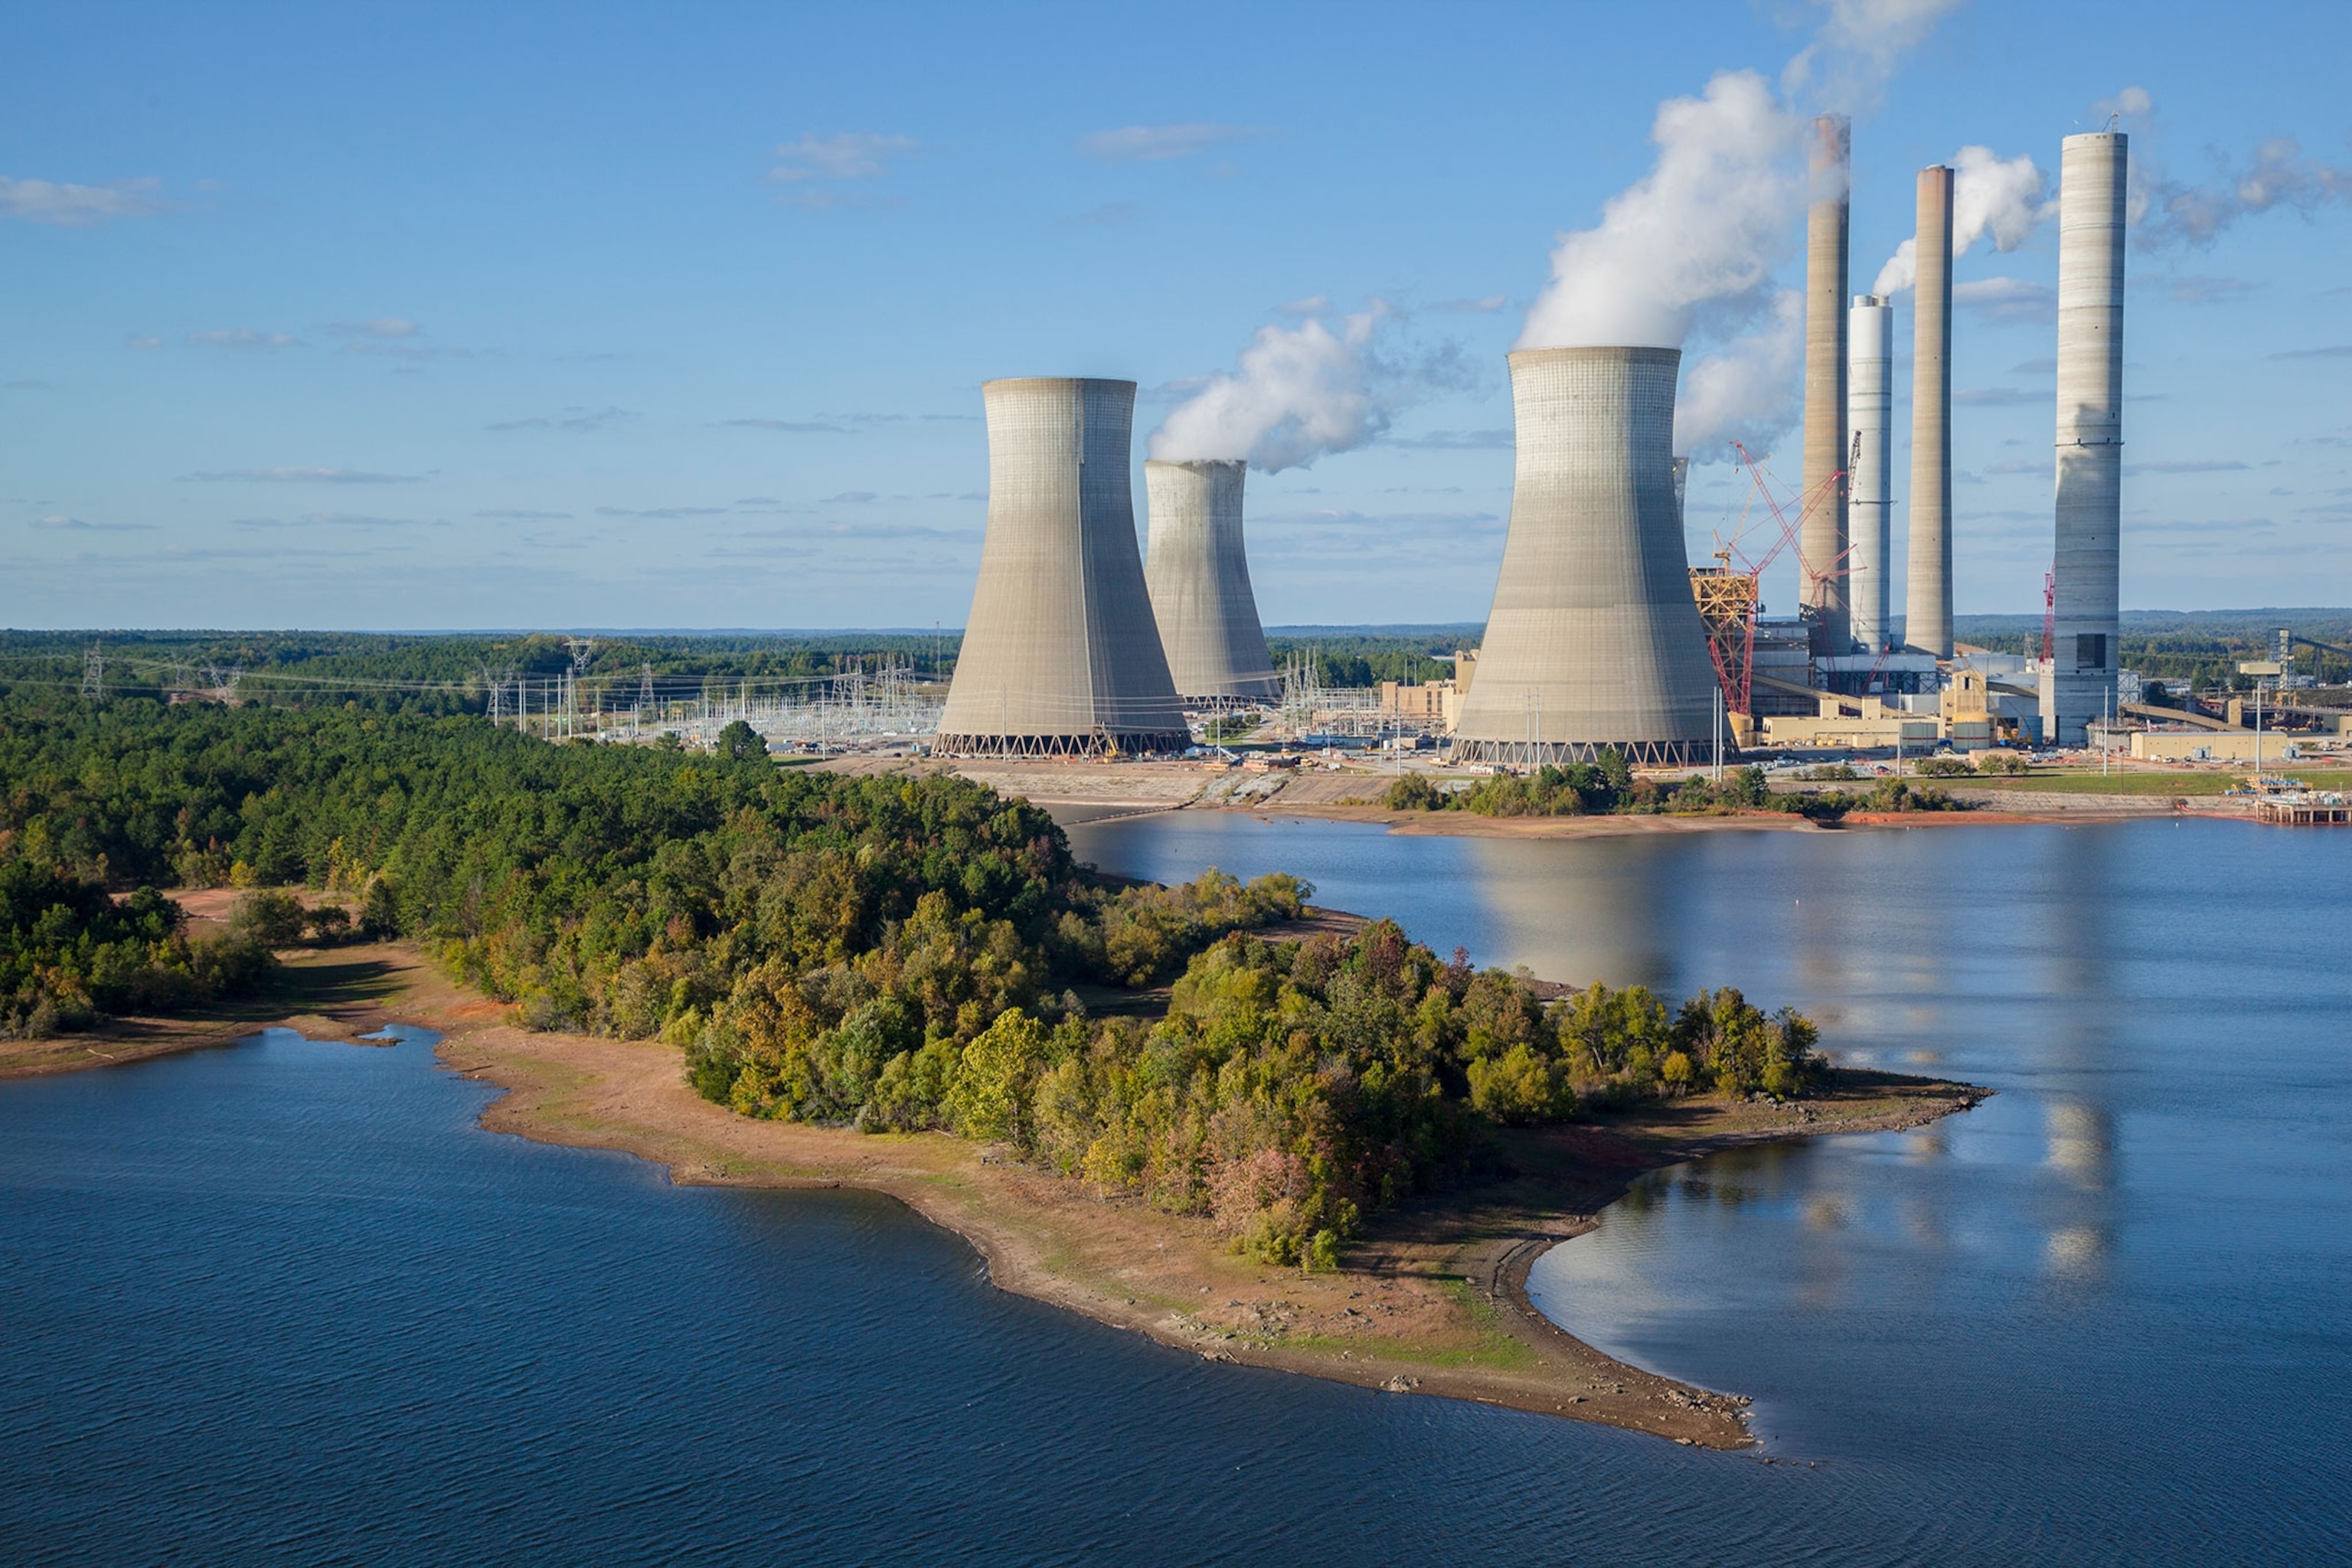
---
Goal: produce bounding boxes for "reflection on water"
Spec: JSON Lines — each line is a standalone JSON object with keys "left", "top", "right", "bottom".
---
{"left": 1067, "top": 813, "right": 2352, "bottom": 1553}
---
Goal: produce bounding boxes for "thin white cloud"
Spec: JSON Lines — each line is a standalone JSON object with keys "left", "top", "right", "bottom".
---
{"left": 181, "top": 467, "right": 423, "bottom": 484}
{"left": 1063, "top": 201, "right": 1142, "bottom": 227}
{"left": 487, "top": 406, "right": 635, "bottom": 433}
{"left": 719, "top": 417, "right": 852, "bottom": 433}
{"left": 768, "top": 132, "right": 918, "bottom": 183}
{"left": 124, "top": 335, "right": 162, "bottom": 350}
{"left": 323, "top": 318, "right": 421, "bottom": 338}
{"left": 1387, "top": 429, "right": 1514, "bottom": 450}
{"left": 0, "top": 175, "right": 170, "bottom": 227}
{"left": 188, "top": 328, "right": 305, "bottom": 350}
{"left": 1953, "top": 387, "right": 2042, "bottom": 407}
{"left": 1952, "top": 277, "right": 2056, "bottom": 325}
{"left": 34, "top": 514, "right": 152, "bottom": 532}
{"left": 1077, "top": 123, "right": 1267, "bottom": 164}
{"left": 475, "top": 509, "right": 573, "bottom": 519}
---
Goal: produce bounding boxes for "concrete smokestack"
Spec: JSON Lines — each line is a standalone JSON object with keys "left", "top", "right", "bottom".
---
{"left": 1848, "top": 294, "right": 1893, "bottom": 654}
{"left": 1452, "top": 347, "right": 1720, "bottom": 767}
{"left": 1143, "top": 459, "right": 1280, "bottom": 704}
{"left": 1801, "top": 114, "right": 1853, "bottom": 654}
{"left": 937, "top": 378, "right": 1190, "bottom": 757}
{"left": 1906, "top": 164, "right": 1955, "bottom": 658}
{"left": 2050, "top": 132, "right": 2126, "bottom": 746}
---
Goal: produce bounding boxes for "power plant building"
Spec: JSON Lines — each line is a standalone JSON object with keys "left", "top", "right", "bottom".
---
{"left": 1452, "top": 346, "right": 1720, "bottom": 767}
{"left": 2047, "top": 131, "right": 2127, "bottom": 745}
{"left": 936, "top": 377, "right": 1191, "bottom": 757}
{"left": 1142, "top": 459, "right": 1281, "bottom": 704}
{"left": 1847, "top": 293, "right": 1893, "bottom": 654}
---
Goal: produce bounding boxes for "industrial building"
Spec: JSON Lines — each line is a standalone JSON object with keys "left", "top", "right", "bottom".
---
{"left": 936, "top": 377, "right": 1191, "bottom": 757}
{"left": 911, "top": 125, "right": 2193, "bottom": 773}
{"left": 1452, "top": 346, "right": 1720, "bottom": 767}
{"left": 1143, "top": 459, "right": 1282, "bottom": 705}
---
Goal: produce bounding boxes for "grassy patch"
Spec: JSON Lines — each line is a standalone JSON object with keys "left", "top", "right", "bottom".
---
{"left": 1971, "top": 767, "right": 2352, "bottom": 796}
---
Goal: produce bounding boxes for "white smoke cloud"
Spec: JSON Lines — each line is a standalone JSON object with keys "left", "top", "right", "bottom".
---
{"left": 1782, "top": 0, "right": 1968, "bottom": 114}
{"left": 1151, "top": 308, "right": 1384, "bottom": 473}
{"left": 2089, "top": 87, "right": 2352, "bottom": 248}
{"left": 1675, "top": 291, "right": 1805, "bottom": 464}
{"left": 1517, "top": 70, "right": 1802, "bottom": 350}
{"left": 1872, "top": 145, "right": 2052, "bottom": 293}
{"left": 2141, "top": 136, "right": 2352, "bottom": 248}
{"left": 1153, "top": 305, "right": 1476, "bottom": 472}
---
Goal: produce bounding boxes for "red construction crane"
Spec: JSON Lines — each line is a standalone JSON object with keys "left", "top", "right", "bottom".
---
{"left": 1686, "top": 443, "right": 1848, "bottom": 717}
{"left": 2042, "top": 567, "right": 2056, "bottom": 665}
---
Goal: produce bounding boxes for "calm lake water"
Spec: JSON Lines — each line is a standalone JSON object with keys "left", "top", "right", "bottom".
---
{"left": 4, "top": 815, "right": 2346, "bottom": 1563}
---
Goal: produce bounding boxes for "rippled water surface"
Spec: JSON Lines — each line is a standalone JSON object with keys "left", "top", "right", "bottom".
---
{"left": 4, "top": 815, "right": 2346, "bottom": 1563}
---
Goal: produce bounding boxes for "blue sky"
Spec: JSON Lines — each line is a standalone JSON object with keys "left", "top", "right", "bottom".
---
{"left": 4, "top": 0, "right": 2347, "bottom": 631}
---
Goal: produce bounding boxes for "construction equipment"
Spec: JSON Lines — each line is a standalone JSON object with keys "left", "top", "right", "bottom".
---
{"left": 1687, "top": 442, "right": 1846, "bottom": 719}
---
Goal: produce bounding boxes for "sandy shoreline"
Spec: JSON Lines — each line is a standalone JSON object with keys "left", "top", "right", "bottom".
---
{"left": 2, "top": 940, "right": 1986, "bottom": 1449}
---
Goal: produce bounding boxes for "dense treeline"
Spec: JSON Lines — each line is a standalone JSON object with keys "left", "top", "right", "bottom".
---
{"left": 0, "top": 629, "right": 962, "bottom": 716}
{"left": 1264, "top": 634, "right": 1467, "bottom": 690}
{"left": 0, "top": 861, "right": 273, "bottom": 1037}
{"left": 692, "top": 918, "right": 1818, "bottom": 1266}
{"left": 0, "top": 694, "right": 1298, "bottom": 1034}
{"left": 1383, "top": 760, "right": 1964, "bottom": 822}
{"left": 1952, "top": 612, "right": 2352, "bottom": 692}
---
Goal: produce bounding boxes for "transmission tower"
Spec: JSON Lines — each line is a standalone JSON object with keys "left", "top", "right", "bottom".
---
{"left": 81, "top": 644, "right": 103, "bottom": 702}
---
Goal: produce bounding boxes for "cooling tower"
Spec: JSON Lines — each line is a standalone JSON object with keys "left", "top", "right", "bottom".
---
{"left": 1452, "top": 347, "right": 1720, "bottom": 768}
{"left": 1142, "top": 459, "right": 1280, "bottom": 704}
{"left": 1848, "top": 294, "right": 1893, "bottom": 654}
{"left": 1906, "top": 164, "right": 1955, "bottom": 658}
{"left": 936, "top": 378, "right": 1190, "bottom": 757}
{"left": 2049, "top": 132, "right": 2126, "bottom": 746}
{"left": 1801, "top": 114, "right": 1853, "bottom": 654}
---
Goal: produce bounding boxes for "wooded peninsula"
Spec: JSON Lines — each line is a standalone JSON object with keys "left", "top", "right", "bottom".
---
{"left": 0, "top": 691, "right": 1982, "bottom": 1440}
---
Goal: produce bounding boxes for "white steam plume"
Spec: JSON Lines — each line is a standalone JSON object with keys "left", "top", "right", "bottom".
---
{"left": 2142, "top": 136, "right": 2352, "bottom": 247}
{"left": 1517, "top": 70, "right": 1802, "bottom": 350}
{"left": 1872, "top": 145, "right": 2052, "bottom": 293}
{"left": 1674, "top": 291, "right": 1805, "bottom": 462}
{"left": 1782, "top": 0, "right": 1968, "bottom": 114}
{"left": 1154, "top": 305, "right": 1464, "bottom": 473}
{"left": 2091, "top": 87, "right": 2352, "bottom": 247}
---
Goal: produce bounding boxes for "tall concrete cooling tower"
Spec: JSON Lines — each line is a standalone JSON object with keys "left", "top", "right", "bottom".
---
{"left": 1452, "top": 347, "right": 1720, "bottom": 768}
{"left": 936, "top": 377, "right": 1191, "bottom": 757}
{"left": 1142, "top": 459, "right": 1280, "bottom": 704}
{"left": 1848, "top": 294, "right": 1893, "bottom": 654}
{"left": 2048, "top": 132, "right": 2126, "bottom": 746}
{"left": 1906, "top": 163, "right": 1955, "bottom": 658}
{"left": 1801, "top": 114, "right": 1853, "bottom": 654}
